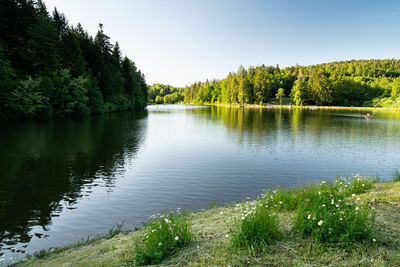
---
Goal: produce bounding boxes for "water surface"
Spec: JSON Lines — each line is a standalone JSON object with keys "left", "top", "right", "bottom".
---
{"left": 1, "top": 105, "right": 400, "bottom": 263}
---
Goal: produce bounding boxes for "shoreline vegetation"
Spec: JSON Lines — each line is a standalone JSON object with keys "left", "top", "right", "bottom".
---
{"left": 18, "top": 176, "right": 400, "bottom": 266}
{"left": 148, "top": 59, "right": 400, "bottom": 109}
{"left": 195, "top": 102, "right": 400, "bottom": 111}
{"left": 0, "top": 1, "right": 148, "bottom": 120}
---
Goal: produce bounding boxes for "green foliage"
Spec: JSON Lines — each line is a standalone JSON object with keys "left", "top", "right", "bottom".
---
{"left": 291, "top": 76, "right": 308, "bottom": 106}
{"left": 51, "top": 69, "right": 90, "bottom": 116}
{"left": 261, "top": 185, "right": 320, "bottom": 212}
{"left": 0, "top": 1, "right": 147, "bottom": 119}
{"left": 372, "top": 96, "right": 400, "bottom": 108}
{"left": 231, "top": 176, "right": 376, "bottom": 248}
{"left": 0, "top": 45, "right": 17, "bottom": 116}
{"left": 7, "top": 77, "right": 49, "bottom": 118}
{"left": 393, "top": 169, "right": 400, "bottom": 182}
{"left": 260, "top": 176, "right": 375, "bottom": 213}
{"left": 292, "top": 176, "right": 376, "bottom": 244}
{"left": 232, "top": 199, "right": 281, "bottom": 250}
{"left": 155, "top": 95, "right": 164, "bottom": 104}
{"left": 135, "top": 211, "right": 192, "bottom": 266}
{"left": 294, "top": 189, "right": 374, "bottom": 244}
{"left": 164, "top": 92, "right": 184, "bottom": 104}
{"left": 275, "top": 88, "right": 285, "bottom": 105}
{"left": 149, "top": 84, "right": 184, "bottom": 104}
{"left": 159, "top": 60, "right": 400, "bottom": 107}
{"left": 342, "top": 175, "right": 375, "bottom": 194}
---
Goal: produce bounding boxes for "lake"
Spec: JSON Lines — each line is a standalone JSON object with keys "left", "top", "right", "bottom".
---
{"left": 1, "top": 104, "right": 400, "bottom": 263}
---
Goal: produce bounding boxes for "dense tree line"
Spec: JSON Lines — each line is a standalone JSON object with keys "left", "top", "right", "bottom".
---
{"left": 0, "top": 0, "right": 148, "bottom": 119}
{"left": 180, "top": 60, "right": 400, "bottom": 107}
{"left": 148, "top": 84, "right": 184, "bottom": 104}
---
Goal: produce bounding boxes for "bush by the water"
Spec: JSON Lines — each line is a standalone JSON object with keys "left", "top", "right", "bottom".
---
{"left": 292, "top": 176, "right": 376, "bottom": 244}
{"left": 231, "top": 198, "right": 281, "bottom": 249}
{"left": 257, "top": 175, "right": 375, "bottom": 213}
{"left": 393, "top": 169, "right": 400, "bottom": 182}
{"left": 233, "top": 175, "right": 376, "bottom": 249}
{"left": 343, "top": 175, "right": 375, "bottom": 194}
{"left": 134, "top": 211, "right": 192, "bottom": 266}
{"left": 294, "top": 185, "right": 375, "bottom": 244}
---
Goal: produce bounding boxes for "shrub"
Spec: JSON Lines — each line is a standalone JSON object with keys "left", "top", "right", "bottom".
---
{"left": 231, "top": 198, "right": 281, "bottom": 250}
{"left": 262, "top": 183, "right": 330, "bottom": 212}
{"left": 338, "top": 175, "right": 375, "bottom": 195}
{"left": 135, "top": 211, "right": 192, "bottom": 266}
{"left": 393, "top": 169, "right": 400, "bottom": 182}
{"left": 294, "top": 186, "right": 375, "bottom": 244}
{"left": 8, "top": 76, "right": 50, "bottom": 118}
{"left": 233, "top": 176, "right": 376, "bottom": 248}
{"left": 265, "top": 176, "right": 376, "bottom": 212}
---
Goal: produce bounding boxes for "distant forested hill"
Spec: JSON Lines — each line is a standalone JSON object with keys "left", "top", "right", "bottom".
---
{"left": 179, "top": 59, "right": 400, "bottom": 107}
{"left": 0, "top": 0, "right": 148, "bottom": 119}
{"left": 148, "top": 84, "right": 184, "bottom": 104}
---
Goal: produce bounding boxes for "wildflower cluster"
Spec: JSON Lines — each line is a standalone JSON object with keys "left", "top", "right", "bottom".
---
{"left": 294, "top": 177, "right": 376, "bottom": 244}
{"left": 135, "top": 210, "right": 192, "bottom": 265}
{"left": 336, "top": 175, "right": 375, "bottom": 195}
{"left": 231, "top": 193, "right": 281, "bottom": 249}
{"left": 233, "top": 176, "right": 377, "bottom": 249}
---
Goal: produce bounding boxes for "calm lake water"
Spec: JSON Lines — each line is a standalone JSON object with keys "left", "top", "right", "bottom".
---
{"left": 1, "top": 104, "right": 400, "bottom": 263}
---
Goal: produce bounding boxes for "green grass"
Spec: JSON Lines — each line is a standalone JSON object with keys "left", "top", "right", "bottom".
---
{"left": 231, "top": 199, "right": 281, "bottom": 250}
{"left": 19, "top": 177, "right": 400, "bottom": 267}
{"left": 393, "top": 169, "right": 400, "bottom": 181}
{"left": 134, "top": 211, "right": 192, "bottom": 265}
{"left": 294, "top": 189, "right": 375, "bottom": 244}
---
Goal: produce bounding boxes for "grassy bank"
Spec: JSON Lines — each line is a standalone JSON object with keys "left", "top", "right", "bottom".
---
{"left": 19, "top": 178, "right": 400, "bottom": 266}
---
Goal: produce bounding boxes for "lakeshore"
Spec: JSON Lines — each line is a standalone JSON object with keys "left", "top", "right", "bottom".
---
{"left": 194, "top": 102, "right": 400, "bottom": 112}
{"left": 19, "top": 179, "right": 400, "bottom": 267}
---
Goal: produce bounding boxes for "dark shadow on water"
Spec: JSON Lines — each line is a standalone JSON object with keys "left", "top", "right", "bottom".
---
{"left": 0, "top": 110, "right": 148, "bottom": 250}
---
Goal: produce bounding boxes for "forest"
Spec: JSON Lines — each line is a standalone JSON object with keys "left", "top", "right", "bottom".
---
{"left": 155, "top": 60, "right": 400, "bottom": 108}
{"left": 148, "top": 84, "right": 184, "bottom": 104}
{"left": 0, "top": 0, "right": 148, "bottom": 119}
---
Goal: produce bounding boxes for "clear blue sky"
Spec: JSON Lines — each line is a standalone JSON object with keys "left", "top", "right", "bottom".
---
{"left": 43, "top": 0, "right": 400, "bottom": 87}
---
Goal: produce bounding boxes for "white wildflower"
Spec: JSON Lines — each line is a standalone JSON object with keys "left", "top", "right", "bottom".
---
{"left": 318, "top": 220, "right": 323, "bottom": 226}
{"left": 175, "top": 236, "right": 179, "bottom": 241}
